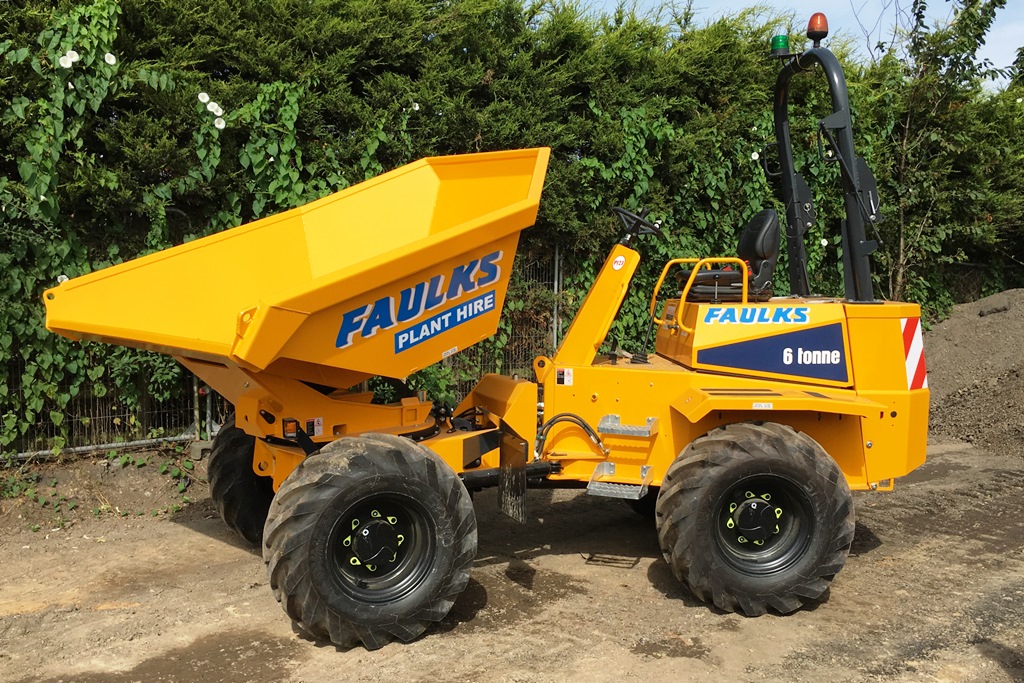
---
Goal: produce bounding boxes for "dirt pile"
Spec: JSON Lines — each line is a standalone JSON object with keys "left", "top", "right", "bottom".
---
{"left": 925, "top": 288, "right": 1024, "bottom": 456}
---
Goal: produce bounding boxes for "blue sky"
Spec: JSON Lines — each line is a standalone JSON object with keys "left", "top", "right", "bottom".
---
{"left": 590, "top": 1, "right": 1022, "bottom": 75}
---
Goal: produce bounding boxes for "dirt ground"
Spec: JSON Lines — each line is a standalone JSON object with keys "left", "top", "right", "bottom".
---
{"left": 2, "top": 291, "right": 1024, "bottom": 683}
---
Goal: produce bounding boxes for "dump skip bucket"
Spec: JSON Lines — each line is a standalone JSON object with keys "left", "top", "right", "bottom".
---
{"left": 46, "top": 148, "right": 550, "bottom": 383}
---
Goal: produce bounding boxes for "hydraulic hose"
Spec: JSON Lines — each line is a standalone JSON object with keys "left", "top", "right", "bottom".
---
{"left": 535, "top": 412, "right": 608, "bottom": 457}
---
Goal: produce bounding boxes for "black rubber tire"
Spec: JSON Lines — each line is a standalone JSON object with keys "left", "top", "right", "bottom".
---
{"left": 656, "top": 422, "right": 855, "bottom": 616}
{"left": 263, "top": 433, "right": 477, "bottom": 650}
{"left": 208, "top": 419, "right": 275, "bottom": 545}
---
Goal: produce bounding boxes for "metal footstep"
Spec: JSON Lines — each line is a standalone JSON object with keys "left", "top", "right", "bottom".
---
{"left": 586, "top": 462, "right": 652, "bottom": 500}
{"left": 597, "top": 415, "right": 659, "bottom": 437}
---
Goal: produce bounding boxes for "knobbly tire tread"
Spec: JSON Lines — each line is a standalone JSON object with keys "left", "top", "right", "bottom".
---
{"left": 207, "top": 418, "right": 274, "bottom": 545}
{"left": 263, "top": 434, "right": 477, "bottom": 650}
{"left": 655, "top": 421, "right": 855, "bottom": 616}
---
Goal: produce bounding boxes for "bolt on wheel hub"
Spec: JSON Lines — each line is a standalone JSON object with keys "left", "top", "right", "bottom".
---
{"left": 343, "top": 511, "right": 405, "bottom": 572}
{"left": 726, "top": 492, "right": 783, "bottom": 544}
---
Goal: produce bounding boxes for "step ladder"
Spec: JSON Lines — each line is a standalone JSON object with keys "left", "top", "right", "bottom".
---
{"left": 586, "top": 462, "right": 653, "bottom": 500}
{"left": 585, "top": 414, "right": 657, "bottom": 499}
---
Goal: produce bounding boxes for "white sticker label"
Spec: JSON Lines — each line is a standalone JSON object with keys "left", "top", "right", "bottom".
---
{"left": 312, "top": 417, "right": 324, "bottom": 436}
{"left": 612, "top": 256, "right": 626, "bottom": 271}
{"left": 442, "top": 346, "right": 458, "bottom": 359}
{"left": 752, "top": 402, "right": 774, "bottom": 410}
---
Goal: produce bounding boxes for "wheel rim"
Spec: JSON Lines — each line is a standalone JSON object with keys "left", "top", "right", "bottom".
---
{"left": 712, "top": 474, "right": 815, "bottom": 576}
{"left": 328, "top": 493, "right": 436, "bottom": 604}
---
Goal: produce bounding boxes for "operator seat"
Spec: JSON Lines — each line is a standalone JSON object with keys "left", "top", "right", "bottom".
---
{"left": 681, "top": 208, "right": 780, "bottom": 303}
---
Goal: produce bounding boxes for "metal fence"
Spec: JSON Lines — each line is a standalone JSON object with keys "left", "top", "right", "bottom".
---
{"left": 9, "top": 358, "right": 198, "bottom": 455}
{"left": 450, "top": 247, "right": 565, "bottom": 398}
{"left": 942, "top": 263, "right": 989, "bottom": 304}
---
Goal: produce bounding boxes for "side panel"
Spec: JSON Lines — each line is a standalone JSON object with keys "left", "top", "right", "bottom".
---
{"left": 845, "top": 305, "right": 929, "bottom": 481}
{"left": 651, "top": 298, "right": 927, "bottom": 486}
{"left": 539, "top": 364, "right": 875, "bottom": 490}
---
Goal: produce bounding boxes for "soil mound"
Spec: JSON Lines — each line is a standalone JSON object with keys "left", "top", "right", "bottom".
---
{"left": 925, "top": 289, "right": 1024, "bottom": 456}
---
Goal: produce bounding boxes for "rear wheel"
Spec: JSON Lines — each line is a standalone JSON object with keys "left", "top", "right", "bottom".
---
{"left": 263, "top": 433, "right": 476, "bottom": 650}
{"left": 656, "top": 422, "right": 854, "bottom": 615}
{"left": 208, "top": 418, "right": 274, "bottom": 545}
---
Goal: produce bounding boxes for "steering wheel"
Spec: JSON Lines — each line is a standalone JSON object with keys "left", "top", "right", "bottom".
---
{"left": 613, "top": 206, "right": 663, "bottom": 238}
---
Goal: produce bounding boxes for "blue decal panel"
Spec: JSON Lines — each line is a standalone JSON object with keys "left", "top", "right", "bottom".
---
{"left": 696, "top": 323, "right": 848, "bottom": 383}
{"left": 394, "top": 290, "right": 496, "bottom": 353}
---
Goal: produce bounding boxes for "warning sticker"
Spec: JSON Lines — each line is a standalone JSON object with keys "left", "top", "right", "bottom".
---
{"left": 305, "top": 417, "right": 324, "bottom": 437}
{"left": 556, "top": 368, "right": 574, "bottom": 386}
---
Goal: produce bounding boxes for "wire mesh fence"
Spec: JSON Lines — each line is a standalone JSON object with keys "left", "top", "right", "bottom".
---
{"left": 9, "top": 356, "right": 197, "bottom": 455}
{"left": 449, "top": 248, "right": 565, "bottom": 400}
{"left": 942, "top": 263, "right": 989, "bottom": 304}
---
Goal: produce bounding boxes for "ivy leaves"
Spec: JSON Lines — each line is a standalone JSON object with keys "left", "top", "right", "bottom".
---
{"left": 0, "top": 0, "right": 178, "bottom": 456}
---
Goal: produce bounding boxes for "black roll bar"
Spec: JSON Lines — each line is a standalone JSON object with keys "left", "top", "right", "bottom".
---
{"left": 774, "top": 47, "right": 877, "bottom": 303}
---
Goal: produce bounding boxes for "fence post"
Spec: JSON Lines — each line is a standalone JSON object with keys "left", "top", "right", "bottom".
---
{"left": 192, "top": 375, "right": 201, "bottom": 443}
{"left": 553, "top": 245, "right": 561, "bottom": 350}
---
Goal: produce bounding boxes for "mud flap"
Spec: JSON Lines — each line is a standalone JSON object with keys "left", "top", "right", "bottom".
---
{"left": 499, "top": 421, "right": 528, "bottom": 523}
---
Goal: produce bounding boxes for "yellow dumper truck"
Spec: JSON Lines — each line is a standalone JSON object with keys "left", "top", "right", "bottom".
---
{"left": 45, "top": 16, "right": 928, "bottom": 650}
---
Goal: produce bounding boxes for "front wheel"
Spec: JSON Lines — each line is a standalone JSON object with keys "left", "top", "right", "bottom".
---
{"left": 656, "top": 422, "right": 855, "bottom": 615}
{"left": 263, "top": 433, "right": 477, "bottom": 650}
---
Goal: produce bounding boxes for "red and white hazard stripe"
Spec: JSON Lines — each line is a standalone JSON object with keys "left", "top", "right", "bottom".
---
{"left": 901, "top": 317, "right": 928, "bottom": 390}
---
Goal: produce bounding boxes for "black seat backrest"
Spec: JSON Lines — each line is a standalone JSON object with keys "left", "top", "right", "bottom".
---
{"left": 736, "top": 209, "right": 780, "bottom": 290}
